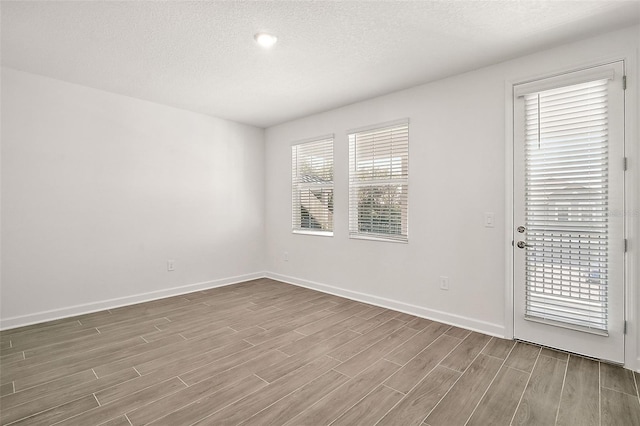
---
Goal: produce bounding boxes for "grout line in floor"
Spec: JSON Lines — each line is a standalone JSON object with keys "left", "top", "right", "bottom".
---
{"left": 554, "top": 355, "right": 570, "bottom": 425}
{"left": 634, "top": 370, "right": 640, "bottom": 406}
{"left": 598, "top": 361, "right": 602, "bottom": 426}
{"left": 374, "top": 331, "right": 470, "bottom": 425}
{"left": 462, "top": 338, "right": 519, "bottom": 426}
{"left": 510, "top": 347, "right": 540, "bottom": 425}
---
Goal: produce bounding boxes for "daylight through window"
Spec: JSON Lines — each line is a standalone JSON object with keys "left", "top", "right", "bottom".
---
{"left": 291, "top": 137, "right": 334, "bottom": 235}
{"left": 349, "top": 121, "right": 409, "bottom": 242}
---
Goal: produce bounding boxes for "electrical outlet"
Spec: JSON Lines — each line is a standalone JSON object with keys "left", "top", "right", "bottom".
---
{"left": 167, "top": 260, "right": 175, "bottom": 271}
{"left": 439, "top": 276, "right": 449, "bottom": 291}
{"left": 283, "top": 252, "right": 289, "bottom": 262}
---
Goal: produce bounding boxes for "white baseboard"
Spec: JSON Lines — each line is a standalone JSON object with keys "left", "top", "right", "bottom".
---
{"left": 1, "top": 271, "right": 506, "bottom": 338}
{"left": 266, "top": 272, "right": 506, "bottom": 338}
{"left": 0, "top": 272, "right": 266, "bottom": 330}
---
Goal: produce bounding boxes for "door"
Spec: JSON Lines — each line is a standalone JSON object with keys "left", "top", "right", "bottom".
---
{"left": 513, "top": 62, "right": 626, "bottom": 363}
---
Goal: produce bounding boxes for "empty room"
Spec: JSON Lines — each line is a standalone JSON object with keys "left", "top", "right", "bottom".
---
{"left": 1, "top": 1, "right": 640, "bottom": 425}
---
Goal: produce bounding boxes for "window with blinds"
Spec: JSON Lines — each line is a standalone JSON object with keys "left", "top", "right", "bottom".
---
{"left": 348, "top": 121, "right": 408, "bottom": 242}
{"left": 523, "top": 78, "right": 610, "bottom": 333}
{"left": 291, "top": 137, "right": 334, "bottom": 235}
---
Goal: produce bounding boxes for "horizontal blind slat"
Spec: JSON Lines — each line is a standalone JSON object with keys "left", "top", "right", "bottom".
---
{"left": 522, "top": 78, "right": 610, "bottom": 332}
{"left": 349, "top": 122, "right": 409, "bottom": 242}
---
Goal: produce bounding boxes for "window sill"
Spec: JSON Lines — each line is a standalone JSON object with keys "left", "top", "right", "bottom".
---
{"left": 292, "top": 229, "right": 334, "bottom": 237}
{"left": 349, "top": 233, "right": 408, "bottom": 244}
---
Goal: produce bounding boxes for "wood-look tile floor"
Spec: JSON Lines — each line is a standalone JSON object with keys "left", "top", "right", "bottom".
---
{"left": 1, "top": 278, "right": 639, "bottom": 426}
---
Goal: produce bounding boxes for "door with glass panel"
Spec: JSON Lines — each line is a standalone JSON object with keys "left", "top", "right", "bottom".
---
{"left": 513, "top": 62, "right": 626, "bottom": 363}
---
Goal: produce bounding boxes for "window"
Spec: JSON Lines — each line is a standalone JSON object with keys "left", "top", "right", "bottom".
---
{"left": 291, "top": 136, "right": 334, "bottom": 235}
{"left": 349, "top": 120, "right": 409, "bottom": 242}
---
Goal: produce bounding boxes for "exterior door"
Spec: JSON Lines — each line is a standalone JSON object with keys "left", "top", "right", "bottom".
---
{"left": 513, "top": 62, "right": 626, "bottom": 363}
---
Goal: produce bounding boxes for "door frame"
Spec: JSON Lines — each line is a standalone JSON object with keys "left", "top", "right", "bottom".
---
{"left": 504, "top": 50, "right": 638, "bottom": 369}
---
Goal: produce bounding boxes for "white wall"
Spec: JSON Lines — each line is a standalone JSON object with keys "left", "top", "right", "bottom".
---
{"left": 1, "top": 25, "right": 638, "bottom": 368}
{"left": 0, "top": 68, "right": 265, "bottom": 328}
{"left": 264, "top": 26, "right": 639, "bottom": 365}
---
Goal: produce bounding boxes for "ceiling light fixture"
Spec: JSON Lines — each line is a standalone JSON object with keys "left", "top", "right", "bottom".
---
{"left": 254, "top": 32, "right": 278, "bottom": 48}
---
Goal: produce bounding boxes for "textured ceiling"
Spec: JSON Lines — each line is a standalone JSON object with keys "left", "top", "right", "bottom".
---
{"left": 2, "top": 1, "right": 639, "bottom": 128}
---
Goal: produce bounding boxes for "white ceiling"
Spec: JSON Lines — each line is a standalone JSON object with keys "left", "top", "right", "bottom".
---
{"left": 2, "top": 1, "right": 639, "bottom": 128}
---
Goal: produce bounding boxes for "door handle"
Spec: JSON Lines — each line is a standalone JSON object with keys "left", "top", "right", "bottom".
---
{"left": 516, "top": 241, "right": 531, "bottom": 249}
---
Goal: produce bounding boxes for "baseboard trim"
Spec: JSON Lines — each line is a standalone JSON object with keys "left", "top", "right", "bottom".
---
{"left": 266, "top": 272, "right": 506, "bottom": 338}
{"left": 0, "top": 272, "right": 266, "bottom": 330}
{"left": 2, "top": 271, "right": 506, "bottom": 338}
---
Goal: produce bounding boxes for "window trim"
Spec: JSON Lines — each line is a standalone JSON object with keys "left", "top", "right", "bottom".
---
{"left": 291, "top": 135, "right": 335, "bottom": 236}
{"left": 348, "top": 119, "right": 409, "bottom": 243}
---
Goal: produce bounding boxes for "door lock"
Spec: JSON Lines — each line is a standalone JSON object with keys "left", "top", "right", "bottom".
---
{"left": 517, "top": 226, "right": 525, "bottom": 233}
{"left": 516, "top": 241, "right": 531, "bottom": 249}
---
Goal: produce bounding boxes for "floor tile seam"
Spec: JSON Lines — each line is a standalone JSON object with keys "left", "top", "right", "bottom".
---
{"left": 5, "top": 329, "right": 105, "bottom": 357}
{"left": 600, "top": 385, "right": 640, "bottom": 397}
{"left": 9, "top": 366, "right": 102, "bottom": 395}
{"left": 241, "top": 369, "right": 350, "bottom": 425}
{"left": 4, "top": 339, "right": 147, "bottom": 381}
{"left": 508, "top": 348, "right": 541, "bottom": 425}
{"left": 53, "top": 376, "right": 189, "bottom": 426}
{"left": 3, "top": 391, "right": 97, "bottom": 426}
{"left": 409, "top": 336, "right": 500, "bottom": 426}
{"left": 325, "top": 380, "right": 393, "bottom": 426}
{"left": 461, "top": 338, "right": 518, "bottom": 426}
{"left": 381, "top": 383, "right": 404, "bottom": 396}
{"left": 331, "top": 321, "right": 414, "bottom": 366}
{"left": 177, "top": 372, "right": 287, "bottom": 426}
{"left": 178, "top": 344, "right": 285, "bottom": 386}
{"left": 281, "top": 362, "right": 389, "bottom": 426}
{"left": 95, "top": 373, "right": 183, "bottom": 406}
{"left": 381, "top": 357, "right": 403, "bottom": 367}
{"left": 553, "top": 354, "right": 570, "bottom": 426}
{"left": 599, "top": 361, "right": 602, "bottom": 426}
{"left": 127, "top": 372, "right": 256, "bottom": 425}
{"left": 374, "top": 337, "right": 470, "bottom": 425}
{"left": 600, "top": 383, "right": 639, "bottom": 397}
{"left": 387, "top": 326, "right": 463, "bottom": 368}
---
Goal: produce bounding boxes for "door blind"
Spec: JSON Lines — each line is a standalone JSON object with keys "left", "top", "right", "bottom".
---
{"left": 291, "top": 137, "right": 334, "bottom": 234}
{"left": 523, "top": 78, "right": 610, "bottom": 333}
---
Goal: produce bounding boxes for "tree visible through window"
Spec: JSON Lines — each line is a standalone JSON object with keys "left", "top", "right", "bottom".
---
{"left": 291, "top": 137, "right": 334, "bottom": 235}
{"left": 349, "top": 121, "right": 408, "bottom": 242}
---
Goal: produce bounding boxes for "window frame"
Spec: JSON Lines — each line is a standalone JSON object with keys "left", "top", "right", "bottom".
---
{"left": 348, "top": 119, "right": 409, "bottom": 243}
{"left": 291, "top": 135, "right": 335, "bottom": 236}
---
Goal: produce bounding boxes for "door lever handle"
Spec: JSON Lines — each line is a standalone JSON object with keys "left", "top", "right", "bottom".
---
{"left": 516, "top": 241, "right": 531, "bottom": 249}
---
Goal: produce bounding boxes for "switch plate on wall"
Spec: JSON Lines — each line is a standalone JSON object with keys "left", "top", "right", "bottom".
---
{"left": 439, "top": 276, "right": 449, "bottom": 290}
{"left": 167, "top": 260, "right": 175, "bottom": 271}
{"left": 484, "top": 212, "right": 495, "bottom": 228}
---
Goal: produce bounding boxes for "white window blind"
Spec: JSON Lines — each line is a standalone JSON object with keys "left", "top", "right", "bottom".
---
{"left": 291, "top": 137, "right": 334, "bottom": 235}
{"left": 348, "top": 121, "right": 408, "bottom": 242}
{"left": 523, "top": 78, "right": 610, "bottom": 333}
